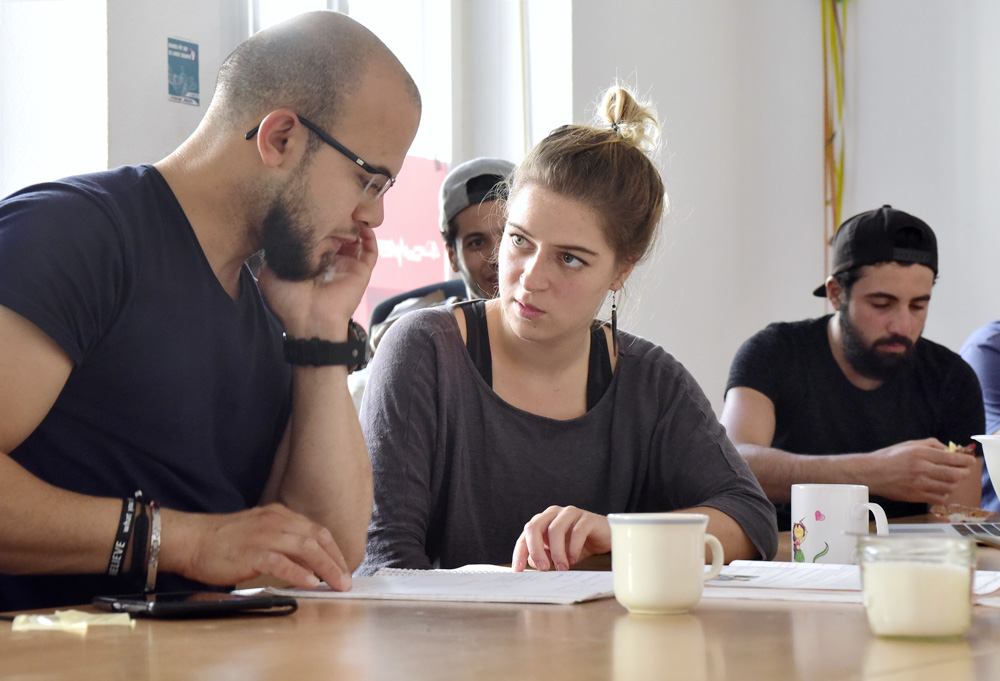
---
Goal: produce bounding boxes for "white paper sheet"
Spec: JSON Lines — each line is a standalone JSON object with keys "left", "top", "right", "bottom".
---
{"left": 702, "top": 561, "right": 1000, "bottom": 606}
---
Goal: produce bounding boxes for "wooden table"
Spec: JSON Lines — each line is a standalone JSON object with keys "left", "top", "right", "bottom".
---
{"left": 4, "top": 594, "right": 1000, "bottom": 680}
{"left": 7, "top": 513, "right": 1000, "bottom": 680}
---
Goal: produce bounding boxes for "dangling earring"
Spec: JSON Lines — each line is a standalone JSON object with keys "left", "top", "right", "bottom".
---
{"left": 611, "top": 289, "right": 619, "bottom": 357}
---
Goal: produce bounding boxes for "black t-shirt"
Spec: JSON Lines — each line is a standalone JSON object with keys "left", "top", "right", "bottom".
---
{"left": 726, "top": 316, "right": 985, "bottom": 530}
{"left": 0, "top": 165, "right": 292, "bottom": 610}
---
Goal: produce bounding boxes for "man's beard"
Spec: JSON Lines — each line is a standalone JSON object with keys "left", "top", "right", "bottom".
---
{"left": 840, "top": 306, "right": 916, "bottom": 380}
{"left": 259, "top": 192, "right": 317, "bottom": 281}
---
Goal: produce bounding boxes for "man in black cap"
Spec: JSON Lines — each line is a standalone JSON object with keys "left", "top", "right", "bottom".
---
{"left": 721, "top": 205, "right": 984, "bottom": 530}
{"left": 366, "top": 157, "right": 513, "bottom": 349}
{"left": 439, "top": 157, "right": 516, "bottom": 300}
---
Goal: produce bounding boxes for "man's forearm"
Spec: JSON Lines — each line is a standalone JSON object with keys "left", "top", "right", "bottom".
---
{"left": 272, "top": 365, "right": 373, "bottom": 570}
{"left": 736, "top": 444, "right": 871, "bottom": 502}
{"left": 0, "top": 453, "right": 122, "bottom": 575}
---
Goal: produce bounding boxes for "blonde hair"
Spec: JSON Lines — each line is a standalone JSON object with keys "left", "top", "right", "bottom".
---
{"left": 506, "top": 84, "right": 667, "bottom": 267}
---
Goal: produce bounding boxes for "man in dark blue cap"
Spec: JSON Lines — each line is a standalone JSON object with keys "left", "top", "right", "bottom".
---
{"left": 721, "top": 205, "right": 984, "bottom": 530}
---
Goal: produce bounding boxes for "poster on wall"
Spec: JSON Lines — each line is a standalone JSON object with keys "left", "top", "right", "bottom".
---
{"left": 167, "top": 37, "right": 199, "bottom": 106}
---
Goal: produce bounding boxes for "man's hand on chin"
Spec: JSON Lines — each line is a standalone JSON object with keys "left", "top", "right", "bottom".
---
{"left": 258, "top": 226, "right": 379, "bottom": 339}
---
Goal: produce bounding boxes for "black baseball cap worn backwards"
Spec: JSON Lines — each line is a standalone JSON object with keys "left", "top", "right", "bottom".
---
{"left": 812, "top": 204, "right": 938, "bottom": 297}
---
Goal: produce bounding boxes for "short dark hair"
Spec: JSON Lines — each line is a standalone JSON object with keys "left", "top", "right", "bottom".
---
{"left": 212, "top": 12, "right": 419, "bottom": 141}
{"left": 832, "top": 268, "right": 862, "bottom": 306}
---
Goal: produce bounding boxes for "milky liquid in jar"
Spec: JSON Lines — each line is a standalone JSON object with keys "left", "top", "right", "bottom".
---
{"left": 858, "top": 535, "right": 976, "bottom": 639}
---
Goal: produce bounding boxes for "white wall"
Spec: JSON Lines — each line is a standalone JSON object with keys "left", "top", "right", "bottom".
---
{"left": 0, "top": 0, "right": 107, "bottom": 198}
{"left": 566, "top": 0, "right": 1000, "bottom": 411}
{"left": 572, "top": 0, "right": 823, "bottom": 407}
{"left": 106, "top": 0, "right": 247, "bottom": 167}
{"left": 0, "top": 0, "right": 246, "bottom": 195}
{"left": 5, "top": 0, "right": 999, "bottom": 416}
{"left": 847, "top": 1, "right": 1000, "bottom": 355}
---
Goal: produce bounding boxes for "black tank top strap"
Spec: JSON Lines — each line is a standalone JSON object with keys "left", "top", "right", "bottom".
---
{"left": 463, "top": 300, "right": 493, "bottom": 386}
{"left": 463, "top": 301, "right": 612, "bottom": 406}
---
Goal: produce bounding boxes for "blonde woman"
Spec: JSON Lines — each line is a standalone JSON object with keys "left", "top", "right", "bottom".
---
{"left": 359, "top": 85, "right": 777, "bottom": 574}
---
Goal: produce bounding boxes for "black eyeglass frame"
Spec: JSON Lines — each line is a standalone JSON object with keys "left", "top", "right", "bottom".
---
{"left": 245, "top": 114, "right": 396, "bottom": 200}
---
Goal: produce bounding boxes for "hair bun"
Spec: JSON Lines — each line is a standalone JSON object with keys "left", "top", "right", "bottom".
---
{"left": 601, "top": 86, "right": 660, "bottom": 154}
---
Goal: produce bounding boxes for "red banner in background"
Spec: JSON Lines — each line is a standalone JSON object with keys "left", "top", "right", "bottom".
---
{"left": 355, "top": 156, "right": 450, "bottom": 329}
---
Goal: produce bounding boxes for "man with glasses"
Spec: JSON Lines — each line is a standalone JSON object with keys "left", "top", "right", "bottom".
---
{"left": 0, "top": 11, "right": 420, "bottom": 611}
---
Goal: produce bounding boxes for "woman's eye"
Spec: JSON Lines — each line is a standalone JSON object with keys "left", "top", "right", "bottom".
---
{"left": 511, "top": 234, "right": 525, "bottom": 247}
{"left": 561, "top": 253, "right": 585, "bottom": 268}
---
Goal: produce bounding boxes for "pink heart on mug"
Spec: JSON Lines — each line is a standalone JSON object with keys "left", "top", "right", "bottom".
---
{"left": 815, "top": 510, "right": 826, "bottom": 521}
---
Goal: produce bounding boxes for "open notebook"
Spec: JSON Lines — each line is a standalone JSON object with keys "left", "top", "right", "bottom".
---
{"left": 264, "top": 566, "right": 615, "bottom": 605}
{"left": 889, "top": 521, "right": 1000, "bottom": 548}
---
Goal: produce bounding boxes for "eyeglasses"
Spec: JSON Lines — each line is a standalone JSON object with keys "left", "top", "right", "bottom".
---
{"left": 245, "top": 114, "right": 396, "bottom": 201}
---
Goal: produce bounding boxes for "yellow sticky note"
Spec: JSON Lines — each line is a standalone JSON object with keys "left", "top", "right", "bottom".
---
{"left": 11, "top": 609, "right": 134, "bottom": 634}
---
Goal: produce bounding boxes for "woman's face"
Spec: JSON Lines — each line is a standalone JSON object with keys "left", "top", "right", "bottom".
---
{"left": 498, "top": 184, "right": 631, "bottom": 345}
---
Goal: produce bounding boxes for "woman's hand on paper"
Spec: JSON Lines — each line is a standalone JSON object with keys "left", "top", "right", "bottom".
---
{"left": 162, "top": 503, "right": 353, "bottom": 591}
{"left": 510, "top": 506, "right": 611, "bottom": 572}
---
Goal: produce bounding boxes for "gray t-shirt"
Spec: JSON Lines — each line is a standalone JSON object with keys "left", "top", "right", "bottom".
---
{"left": 358, "top": 304, "right": 777, "bottom": 574}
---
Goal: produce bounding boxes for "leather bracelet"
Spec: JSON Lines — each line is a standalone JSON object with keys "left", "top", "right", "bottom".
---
{"left": 129, "top": 498, "right": 149, "bottom": 584}
{"left": 106, "top": 496, "right": 137, "bottom": 577}
{"left": 145, "top": 501, "right": 161, "bottom": 593}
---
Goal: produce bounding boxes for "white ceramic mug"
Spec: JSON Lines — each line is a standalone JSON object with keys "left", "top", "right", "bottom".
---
{"left": 790, "top": 484, "right": 888, "bottom": 564}
{"left": 607, "top": 512, "right": 724, "bottom": 615}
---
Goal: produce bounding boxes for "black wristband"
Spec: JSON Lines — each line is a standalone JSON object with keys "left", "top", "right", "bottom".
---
{"left": 283, "top": 319, "right": 370, "bottom": 372}
{"left": 130, "top": 497, "right": 149, "bottom": 584}
{"left": 107, "top": 496, "right": 136, "bottom": 577}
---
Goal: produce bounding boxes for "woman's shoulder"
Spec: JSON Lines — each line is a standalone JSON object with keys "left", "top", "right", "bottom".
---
{"left": 616, "top": 328, "right": 673, "bottom": 365}
{"left": 614, "top": 329, "right": 703, "bottom": 390}
{"left": 372, "top": 301, "right": 464, "bottom": 357}
{"left": 612, "top": 329, "right": 721, "bottom": 424}
{"left": 382, "top": 301, "right": 458, "bottom": 332}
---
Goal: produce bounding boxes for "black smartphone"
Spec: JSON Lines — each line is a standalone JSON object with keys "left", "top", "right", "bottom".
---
{"left": 92, "top": 591, "right": 297, "bottom": 618}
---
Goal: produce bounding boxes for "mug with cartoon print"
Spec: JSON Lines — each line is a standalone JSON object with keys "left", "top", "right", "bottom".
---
{"left": 790, "top": 484, "right": 889, "bottom": 564}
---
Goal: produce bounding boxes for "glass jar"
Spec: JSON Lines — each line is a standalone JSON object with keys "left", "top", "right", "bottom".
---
{"left": 857, "top": 535, "right": 977, "bottom": 639}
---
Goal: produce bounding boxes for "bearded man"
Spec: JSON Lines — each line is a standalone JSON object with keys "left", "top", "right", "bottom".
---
{"left": 0, "top": 11, "right": 420, "bottom": 610}
{"left": 721, "top": 206, "right": 984, "bottom": 529}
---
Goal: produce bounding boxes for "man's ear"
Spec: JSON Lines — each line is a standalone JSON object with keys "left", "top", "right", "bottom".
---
{"left": 825, "top": 276, "right": 844, "bottom": 311}
{"left": 251, "top": 110, "right": 308, "bottom": 170}
{"left": 446, "top": 244, "right": 460, "bottom": 273}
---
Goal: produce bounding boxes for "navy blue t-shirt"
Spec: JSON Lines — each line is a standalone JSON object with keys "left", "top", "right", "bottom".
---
{"left": 0, "top": 165, "right": 292, "bottom": 610}
{"left": 726, "top": 316, "right": 985, "bottom": 530}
